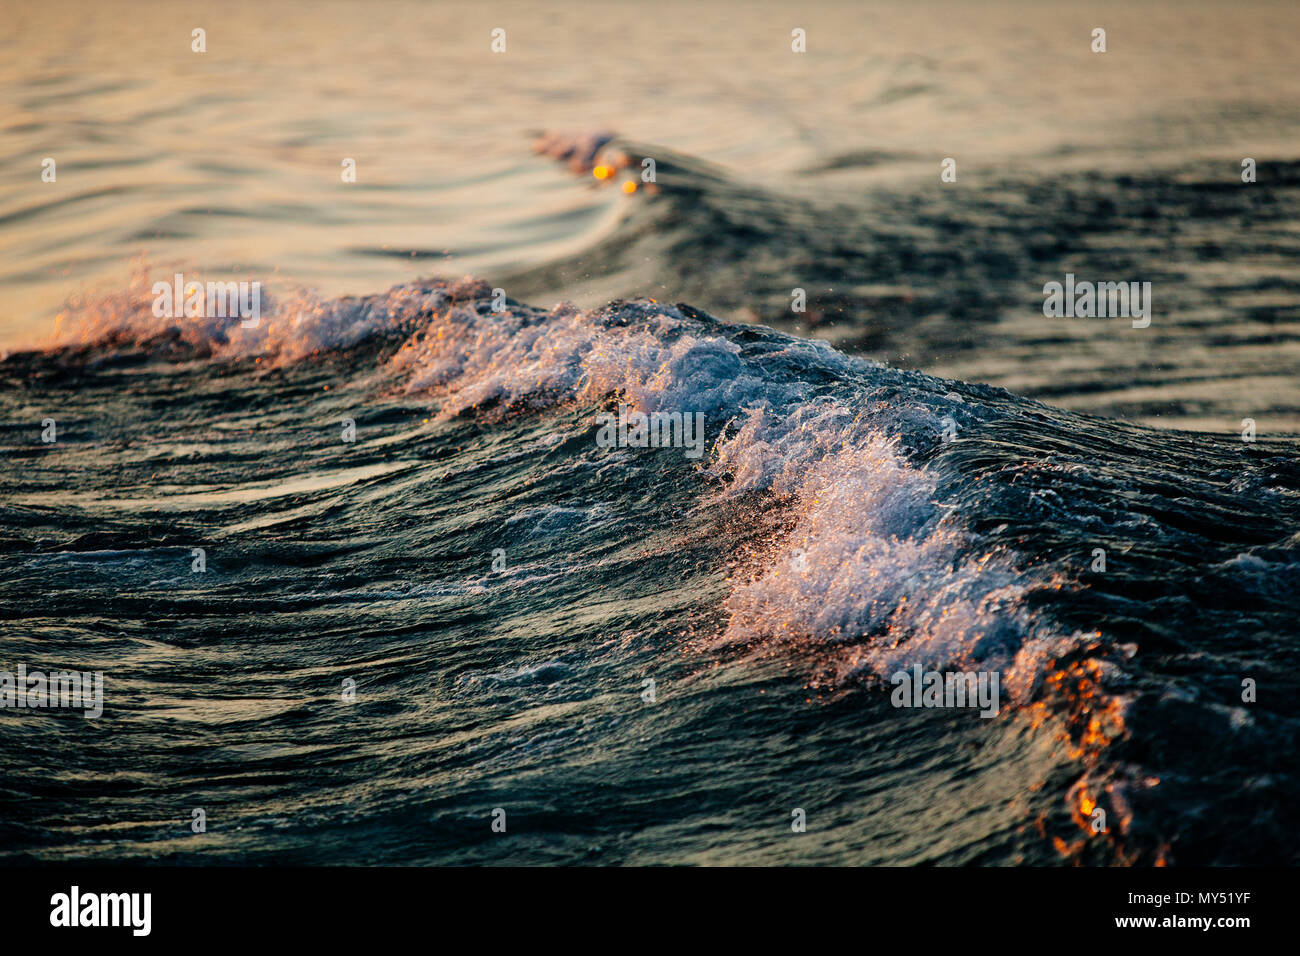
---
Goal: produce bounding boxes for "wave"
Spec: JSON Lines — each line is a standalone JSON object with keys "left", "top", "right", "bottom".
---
{"left": 6, "top": 128, "right": 1300, "bottom": 863}
{"left": 18, "top": 271, "right": 1300, "bottom": 863}
{"left": 510, "top": 131, "right": 1300, "bottom": 432}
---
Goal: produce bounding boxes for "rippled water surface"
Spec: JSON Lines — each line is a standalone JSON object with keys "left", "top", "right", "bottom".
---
{"left": 5, "top": 0, "right": 1300, "bottom": 431}
{"left": 2, "top": 1, "right": 1299, "bottom": 866}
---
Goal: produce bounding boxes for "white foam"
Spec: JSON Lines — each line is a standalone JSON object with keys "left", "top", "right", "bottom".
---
{"left": 45, "top": 268, "right": 465, "bottom": 364}
{"left": 49, "top": 277, "right": 1084, "bottom": 697}
{"left": 383, "top": 293, "right": 1084, "bottom": 699}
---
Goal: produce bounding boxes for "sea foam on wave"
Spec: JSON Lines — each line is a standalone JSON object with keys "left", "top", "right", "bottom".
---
{"left": 47, "top": 276, "right": 1088, "bottom": 700}
{"left": 383, "top": 289, "right": 1088, "bottom": 702}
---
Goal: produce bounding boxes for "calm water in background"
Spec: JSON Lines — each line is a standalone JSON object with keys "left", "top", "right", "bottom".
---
{"left": 3, "top": 0, "right": 1300, "bottom": 427}
{"left": 2, "top": 1, "right": 1300, "bottom": 867}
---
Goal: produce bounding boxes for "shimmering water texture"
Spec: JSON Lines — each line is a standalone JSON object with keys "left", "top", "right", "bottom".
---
{"left": 3, "top": 0, "right": 1300, "bottom": 866}
{"left": 2, "top": 276, "right": 1298, "bottom": 864}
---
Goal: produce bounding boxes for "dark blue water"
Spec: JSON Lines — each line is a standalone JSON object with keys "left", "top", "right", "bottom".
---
{"left": 2, "top": 241, "right": 1298, "bottom": 863}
